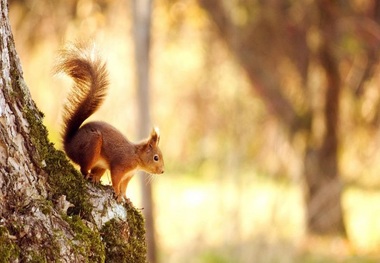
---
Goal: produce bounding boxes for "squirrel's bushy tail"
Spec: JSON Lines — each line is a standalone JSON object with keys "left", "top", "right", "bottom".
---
{"left": 55, "top": 42, "right": 109, "bottom": 146}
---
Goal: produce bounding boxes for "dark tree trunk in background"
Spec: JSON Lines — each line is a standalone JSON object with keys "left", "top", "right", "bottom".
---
{"left": 304, "top": 1, "right": 345, "bottom": 234}
{"left": 131, "top": 0, "right": 157, "bottom": 262}
{"left": 198, "top": 0, "right": 347, "bottom": 235}
{"left": 0, "top": 1, "right": 147, "bottom": 261}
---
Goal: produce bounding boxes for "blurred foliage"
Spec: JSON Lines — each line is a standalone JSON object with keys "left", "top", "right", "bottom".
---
{"left": 8, "top": 0, "right": 380, "bottom": 262}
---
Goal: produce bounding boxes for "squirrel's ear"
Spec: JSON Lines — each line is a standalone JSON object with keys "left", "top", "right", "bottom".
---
{"left": 149, "top": 127, "right": 160, "bottom": 146}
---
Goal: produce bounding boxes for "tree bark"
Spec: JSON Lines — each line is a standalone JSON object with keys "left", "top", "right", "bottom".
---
{"left": 0, "top": 1, "right": 147, "bottom": 262}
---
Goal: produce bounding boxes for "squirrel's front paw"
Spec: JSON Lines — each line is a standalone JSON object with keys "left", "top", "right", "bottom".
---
{"left": 115, "top": 193, "right": 132, "bottom": 205}
{"left": 114, "top": 192, "right": 123, "bottom": 203}
{"left": 90, "top": 176, "right": 101, "bottom": 184}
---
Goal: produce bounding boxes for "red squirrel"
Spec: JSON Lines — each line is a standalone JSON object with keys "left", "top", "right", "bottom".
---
{"left": 55, "top": 42, "right": 164, "bottom": 201}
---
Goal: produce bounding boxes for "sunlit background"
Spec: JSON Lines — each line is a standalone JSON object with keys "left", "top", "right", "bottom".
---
{"left": 9, "top": 0, "right": 380, "bottom": 262}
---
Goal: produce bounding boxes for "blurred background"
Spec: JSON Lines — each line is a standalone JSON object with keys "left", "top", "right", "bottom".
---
{"left": 8, "top": 0, "right": 380, "bottom": 262}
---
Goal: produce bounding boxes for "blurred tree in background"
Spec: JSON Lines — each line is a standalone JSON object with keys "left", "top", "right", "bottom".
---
{"left": 197, "top": 0, "right": 355, "bottom": 235}
{"left": 8, "top": 0, "right": 380, "bottom": 262}
{"left": 194, "top": 0, "right": 380, "bottom": 236}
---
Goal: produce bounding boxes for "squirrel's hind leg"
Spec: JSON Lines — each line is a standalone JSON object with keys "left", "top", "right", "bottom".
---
{"left": 78, "top": 130, "right": 103, "bottom": 178}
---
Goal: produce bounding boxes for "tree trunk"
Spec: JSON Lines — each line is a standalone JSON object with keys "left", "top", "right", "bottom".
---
{"left": 0, "top": 1, "right": 147, "bottom": 262}
{"left": 304, "top": 148, "right": 345, "bottom": 234}
{"left": 304, "top": 0, "right": 345, "bottom": 235}
{"left": 131, "top": 0, "right": 157, "bottom": 263}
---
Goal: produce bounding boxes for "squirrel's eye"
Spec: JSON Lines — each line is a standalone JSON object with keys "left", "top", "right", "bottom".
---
{"left": 153, "top": 154, "right": 159, "bottom": 162}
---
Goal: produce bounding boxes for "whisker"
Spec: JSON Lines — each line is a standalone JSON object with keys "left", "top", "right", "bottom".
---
{"left": 145, "top": 174, "right": 157, "bottom": 185}
{"left": 145, "top": 174, "right": 152, "bottom": 185}
{"left": 151, "top": 174, "right": 158, "bottom": 184}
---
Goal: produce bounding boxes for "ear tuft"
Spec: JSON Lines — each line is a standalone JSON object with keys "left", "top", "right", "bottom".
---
{"left": 150, "top": 127, "right": 160, "bottom": 146}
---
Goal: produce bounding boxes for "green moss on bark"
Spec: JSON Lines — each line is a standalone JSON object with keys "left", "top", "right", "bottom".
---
{"left": 64, "top": 215, "right": 105, "bottom": 262}
{"left": 0, "top": 227, "right": 21, "bottom": 263}
{"left": 24, "top": 106, "right": 93, "bottom": 218}
{"left": 101, "top": 206, "right": 147, "bottom": 263}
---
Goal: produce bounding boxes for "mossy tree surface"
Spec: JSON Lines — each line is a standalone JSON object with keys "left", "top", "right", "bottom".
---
{"left": 0, "top": 1, "right": 147, "bottom": 262}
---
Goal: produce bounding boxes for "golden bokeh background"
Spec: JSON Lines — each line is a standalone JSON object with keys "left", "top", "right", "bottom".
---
{"left": 9, "top": 0, "right": 380, "bottom": 262}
